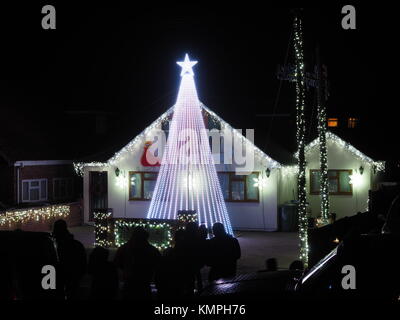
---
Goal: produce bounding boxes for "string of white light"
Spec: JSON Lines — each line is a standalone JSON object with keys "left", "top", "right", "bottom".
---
{"left": 294, "top": 15, "right": 309, "bottom": 267}
{"left": 146, "top": 55, "right": 233, "bottom": 234}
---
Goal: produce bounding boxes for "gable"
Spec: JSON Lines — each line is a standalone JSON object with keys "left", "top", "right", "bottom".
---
{"left": 74, "top": 103, "right": 281, "bottom": 175}
{"left": 304, "top": 131, "right": 384, "bottom": 171}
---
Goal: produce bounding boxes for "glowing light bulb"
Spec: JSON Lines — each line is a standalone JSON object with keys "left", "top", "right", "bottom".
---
{"left": 116, "top": 174, "right": 126, "bottom": 188}
{"left": 253, "top": 176, "right": 266, "bottom": 188}
{"left": 349, "top": 172, "right": 362, "bottom": 187}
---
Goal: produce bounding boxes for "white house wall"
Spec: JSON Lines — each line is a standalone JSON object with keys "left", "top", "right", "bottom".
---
{"left": 278, "top": 168, "right": 298, "bottom": 205}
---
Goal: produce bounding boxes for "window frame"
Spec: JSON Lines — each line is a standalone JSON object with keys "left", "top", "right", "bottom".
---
{"left": 21, "top": 178, "right": 48, "bottom": 202}
{"left": 310, "top": 169, "right": 353, "bottom": 196}
{"left": 218, "top": 171, "right": 260, "bottom": 203}
{"left": 128, "top": 171, "right": 158, "bottom": 201}
{"left": 53, "top": 177, "right": 74, "bottom": 200}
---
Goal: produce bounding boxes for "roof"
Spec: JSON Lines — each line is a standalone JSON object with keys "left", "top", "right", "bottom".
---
{"left": 74, "top": 103, "right": 283, "bottom": 175}
{"left": 302, "top": 131, "right": 385, "bottom": 171}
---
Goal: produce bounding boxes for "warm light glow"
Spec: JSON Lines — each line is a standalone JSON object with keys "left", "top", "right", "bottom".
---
{"left": 349, "top": 172, "right": 363, "bottom": 187}
{"left": 327, "top": 118, "right": 338, "bottom": 127}
{"left": 348, "top": 117, "right": 358, "bottom": 128}
{"left": 0, "top": 204, "right": 70, "bottom": 227}
{"left": 253, "top": 176, "right": 266, "bottom": 188}
{"left": 115, "top": 174, "right": 126, "bottom": 189}
{"left": 147, "top": 54, "right": 233, "bottom": 235}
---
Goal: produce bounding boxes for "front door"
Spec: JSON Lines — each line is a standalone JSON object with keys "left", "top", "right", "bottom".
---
{"left": 89, "top": 171, "right": 108, "bottom": 221}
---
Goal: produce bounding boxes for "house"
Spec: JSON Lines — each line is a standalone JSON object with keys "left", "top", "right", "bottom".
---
{"left": 0, "top": 155, "right": 78, "bottom": 209}
{"left": 74, "top": 57, "right": 384, "bottom": 231}
{"left": 75, "top": 104, "right": 282, "bottom": 231}
{"left": 279, "top": 132, "right": 384, "bottom": 221}
{"left": 75, "top": 106, "right": 384, "bottom": 230}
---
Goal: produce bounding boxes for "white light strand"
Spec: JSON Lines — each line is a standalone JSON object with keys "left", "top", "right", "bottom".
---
{"left": 297, "top": 131, "right": 385, "bottom": 172}
{"left": 294, "top": 15, "right": 309, "bottom": 267}
{"left": 73, "top": 102, "right": 282, "bottom": 177}
{"left": 0, "top": 204, "right": 70, "bottom": 227}
{"left": 316, "top": 64, "right": 330, "bottom": 224}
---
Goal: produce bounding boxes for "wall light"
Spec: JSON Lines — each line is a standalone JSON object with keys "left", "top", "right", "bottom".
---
{"left": 115, "top": 167, "right": 120, "bottom": 177}
{"left": 359, "top": 165, "right": 364, "bottom": 175}
{"left": 349, "top": 172, "right": 362, "bottom": 187}
{"left": 265, "top": 168, "right": 271, "bottom": 178}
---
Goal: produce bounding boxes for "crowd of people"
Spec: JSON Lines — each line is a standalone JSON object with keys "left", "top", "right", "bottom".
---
{"left": 53, "top": 220, "right": 241, "bottom": 300}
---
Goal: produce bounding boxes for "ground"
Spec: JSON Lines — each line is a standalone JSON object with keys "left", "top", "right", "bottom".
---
{"left": 70, "top": 225, "right": 300, "bottom": 273}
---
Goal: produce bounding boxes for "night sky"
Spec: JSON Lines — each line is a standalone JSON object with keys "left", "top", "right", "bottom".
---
{"left": 0, "top": 4, "right": 395, "bottom": 162}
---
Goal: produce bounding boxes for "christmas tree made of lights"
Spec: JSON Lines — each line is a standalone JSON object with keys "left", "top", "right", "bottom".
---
{"left": 147, "top": 54, "right": 233, "bottom": 234}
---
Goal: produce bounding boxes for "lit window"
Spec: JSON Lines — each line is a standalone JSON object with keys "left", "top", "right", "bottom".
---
{"left": 348, "top": 117, "right": 358, "bottom": 128}
{"left": 217, "top": 172, "right": 259, "bottom": 202}
{"left": 310, "top": 170, "right": 352, "bottom": 195}
{"left": 129, "top": 172, "right": 158, "bottom": 200}
{"left": 327, "top": 118, "right": 338, "bottom": 127}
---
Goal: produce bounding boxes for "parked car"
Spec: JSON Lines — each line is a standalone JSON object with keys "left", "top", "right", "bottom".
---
{"left": 200, "top": 233, "right": 400, "bottom": 301}
{"left": 294, "top": 233, "right": 400, "bottom": 300}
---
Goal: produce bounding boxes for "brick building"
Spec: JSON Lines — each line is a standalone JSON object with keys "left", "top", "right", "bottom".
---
{"left": 0, "top": 156, "right": 80, "bottom": 210}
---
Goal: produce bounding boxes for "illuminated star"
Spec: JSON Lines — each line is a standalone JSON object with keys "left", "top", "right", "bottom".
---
{"left": 177, "top": 54, "right": 198, "bottom": 76}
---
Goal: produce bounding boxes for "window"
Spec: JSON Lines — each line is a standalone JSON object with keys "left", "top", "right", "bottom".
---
{"left": 327, "top": 118, "right": 338, "bottom": 127}
{"left": 310, "top": 169, "right": 352, "bottom": 195}
{"left": 217, "top": 172, "right": 259, "bottom": 202}
{"left": 22, "top": 179, "right": 48, "bottom": 202}
{"left": 129, "top": 172, "right": 158, "bottom": 200}
{"left": 348, "top": 117, "right": 358, "bottom": 128}
{"left": 53, "top": 178, "right": 73, "bottom": 200}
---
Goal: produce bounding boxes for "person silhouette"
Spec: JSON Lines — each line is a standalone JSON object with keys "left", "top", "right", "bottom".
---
{"left": 206, "top": 223, "right": 241, "bottom": 282}
{"left": 52, "top": 219, "right": 87, "bottom": 300}
{"left": 114, "top": 226, "right": 161, "bottom": 300}
{"left": 156, "top": 229, "right": 186, "bottom": 300}
{"left": 196, "top": 224, "right": 208, "bottom": 292}
{"left": 180, "top": 222, "right": 203, "bottom": 296}
{"left": 88, "top": 246, "right": 118, "bottom": 299}
{"left": 289, "top": 260, "right": 304, "bottom": 271}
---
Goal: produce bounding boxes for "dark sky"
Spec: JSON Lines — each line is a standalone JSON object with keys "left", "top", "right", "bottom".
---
{"left": 0, "top": 4, "right": 396, "bottom": 161}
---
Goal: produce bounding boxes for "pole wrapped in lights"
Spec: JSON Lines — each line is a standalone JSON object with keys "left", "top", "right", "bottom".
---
{"left": 316, "top": 47, "right": 330, "bottom": 225}
{"left": 146, "top": 54, "right": 233, "bottom": 235}
{"left": 293, "top": 14, "right": 309, "bottom": 267}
